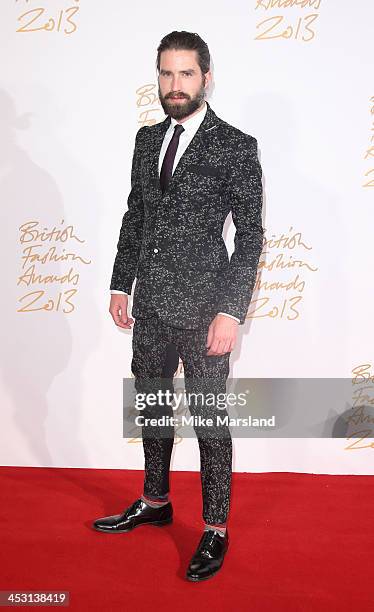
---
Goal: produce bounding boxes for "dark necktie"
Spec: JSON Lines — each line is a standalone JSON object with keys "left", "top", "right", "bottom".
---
{"left": 160, "top": 123, "right": 185, "bottom": 193}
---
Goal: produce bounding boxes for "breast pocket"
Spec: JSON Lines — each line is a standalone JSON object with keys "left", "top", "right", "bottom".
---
{"left": 188, "top": 164, "right": 222, "bottom": 178}
{"left": 185, "top": 165, "right": 224, "bottom": 197}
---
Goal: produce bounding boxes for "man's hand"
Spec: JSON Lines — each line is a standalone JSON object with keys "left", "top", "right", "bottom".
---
{"left": 109, "top": 294, "right": 134, "bottom": 329}
{"left": 206, "top": 314, "right": 238, "bottom": 356}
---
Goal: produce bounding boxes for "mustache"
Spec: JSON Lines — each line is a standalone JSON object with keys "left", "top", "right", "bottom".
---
{"left": 166, "top": 93, "right": 190, "bottom": 99}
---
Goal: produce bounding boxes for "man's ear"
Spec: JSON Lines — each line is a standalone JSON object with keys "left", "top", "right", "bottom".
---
{"left": 203, "top": 70, "right": 212, "bottom": 93}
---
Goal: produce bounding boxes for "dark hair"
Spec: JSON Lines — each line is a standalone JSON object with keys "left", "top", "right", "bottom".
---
{"left": 156, "top": 31, "right": 210, "bottom": 75}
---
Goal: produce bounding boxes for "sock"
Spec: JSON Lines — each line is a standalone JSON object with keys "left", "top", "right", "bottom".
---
{"left": 204, "top": 522, "right": 227, "bottom": 537}
{"left": 141, "top": 493, "right": 169, "bottom": 508}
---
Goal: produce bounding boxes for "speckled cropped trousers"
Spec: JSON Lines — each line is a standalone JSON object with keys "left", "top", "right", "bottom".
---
{"left": 131, "top": 314, "right": 232, "bottom": 524}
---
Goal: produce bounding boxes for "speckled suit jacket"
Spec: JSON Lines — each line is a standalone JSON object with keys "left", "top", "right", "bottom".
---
{"left": 110, "top": 101, "right": 264, "bottom": 330}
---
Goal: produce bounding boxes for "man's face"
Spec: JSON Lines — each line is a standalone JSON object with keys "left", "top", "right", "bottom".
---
{"left": 158, "top": 49, "right": 210, "bottom": 121}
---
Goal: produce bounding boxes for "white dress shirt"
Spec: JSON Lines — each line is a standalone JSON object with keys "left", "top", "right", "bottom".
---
{"left": 111, "top": 101, "right": 239, "bottom": 323}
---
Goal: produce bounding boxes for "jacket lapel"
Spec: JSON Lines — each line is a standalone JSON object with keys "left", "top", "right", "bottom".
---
{"left": 144, "top": 115, "right": 170, "bottom": 188}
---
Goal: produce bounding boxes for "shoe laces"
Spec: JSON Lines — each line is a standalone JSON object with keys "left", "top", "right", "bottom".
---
{"left": 123, "top": 498, "right": 143, "bottom": 517}
{"left": 199, "top": 530, "right": 222, "bottom": 557}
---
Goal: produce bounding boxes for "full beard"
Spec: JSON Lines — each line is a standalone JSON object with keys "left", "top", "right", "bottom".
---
{"left": 158, "top": 83, "right": 206, "bottom": 121}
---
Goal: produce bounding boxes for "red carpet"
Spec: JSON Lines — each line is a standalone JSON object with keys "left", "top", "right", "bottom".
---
{"left": 0, "top": 467, "right": 373, "bottom": 610}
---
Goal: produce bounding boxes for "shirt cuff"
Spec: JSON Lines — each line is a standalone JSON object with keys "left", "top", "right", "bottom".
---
{"left": 110, "top": 290, "right": 128, "bottom": 295}
{"left": 217, "top": 312, "right": 240, "bottom": 323}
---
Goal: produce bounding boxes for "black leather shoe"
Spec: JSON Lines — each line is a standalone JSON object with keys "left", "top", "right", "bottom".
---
{"left": 92, "top": 498, "right": 173, "bottom": 533}
{"left": 186, "top": 528, "right": 229, "bottom": 582}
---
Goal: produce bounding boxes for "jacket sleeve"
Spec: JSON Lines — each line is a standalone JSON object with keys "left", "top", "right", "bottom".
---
{"left": 216, "top": 135, "right": 264, "bottom": 324}
{"left": 109, "top": 127, "right": 146, "bottom": 294}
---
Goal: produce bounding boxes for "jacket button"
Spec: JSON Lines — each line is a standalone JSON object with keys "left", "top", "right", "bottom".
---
{"left": 153, "top": 248, "right": 159, "bottom": 253}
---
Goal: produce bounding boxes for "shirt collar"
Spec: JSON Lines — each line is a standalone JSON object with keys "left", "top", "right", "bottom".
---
{"left": 170, "top": 101, "right": 207, "bottom": 134}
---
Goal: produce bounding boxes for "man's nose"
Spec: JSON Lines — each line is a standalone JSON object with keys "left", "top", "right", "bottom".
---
{"left": 171, "top": 75, "right": 182, "bottom": 92}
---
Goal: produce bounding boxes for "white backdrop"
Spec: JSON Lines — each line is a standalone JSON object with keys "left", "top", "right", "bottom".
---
{"left": 1, "top": 1, "right": 373, "bottom": 474}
